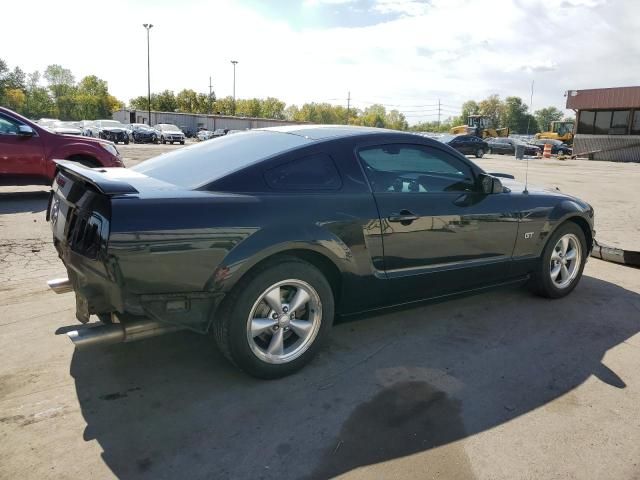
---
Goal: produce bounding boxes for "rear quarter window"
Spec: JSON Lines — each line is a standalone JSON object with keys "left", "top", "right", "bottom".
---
{"left": 264, "top": 154, "right": 342, "bottom": 191}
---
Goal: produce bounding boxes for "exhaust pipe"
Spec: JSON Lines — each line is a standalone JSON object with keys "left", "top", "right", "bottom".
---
{"left": 47, "top": 277, "right": 73, "bottom": 294}
{"left": 67, "top": 318, "right": 182, "bottom": 349}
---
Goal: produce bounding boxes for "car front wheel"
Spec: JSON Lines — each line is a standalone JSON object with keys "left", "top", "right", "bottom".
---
{"left": 475, "top": 148, "right": 484, "bottom": 158}
{"left": 531, "top": 222, "right": 587, "bottom": 298}
{"left": 213, "top": 257, "right": 334, "bottom": 378}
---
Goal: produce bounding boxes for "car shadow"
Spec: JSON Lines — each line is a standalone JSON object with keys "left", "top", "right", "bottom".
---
{"left": 0, "top": 191, "right": 49, "bottom": 214}
{"left": 69, "top": 275, "right": 639, "bottom": 479}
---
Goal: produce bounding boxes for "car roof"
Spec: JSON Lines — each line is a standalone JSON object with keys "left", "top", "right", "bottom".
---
{"left": 260, "top": 124, "right": 416, "bottom": 141}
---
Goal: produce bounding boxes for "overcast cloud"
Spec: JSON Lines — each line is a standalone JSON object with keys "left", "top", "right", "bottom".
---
{"left": 3, "top": 0, "right": 638, "bottom": 123}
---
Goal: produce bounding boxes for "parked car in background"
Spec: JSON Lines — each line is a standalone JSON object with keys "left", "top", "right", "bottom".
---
{"left": 196, "top": 129, "right": 215, "bottom": 141}
{"left": 50, "top": 121, "right": 83, "bottom": 136}
{"left": 47, "top": 125, "right": 594, "bottom": 378}
{"left": 35, "top": 118, "right": 59, "bottom": 128}
{"left": 154, "top": 124, "right": 185, "bottom": 144}
{"left": 85, "top": 120, "right": 130, "bottom": 144}
{"left": 529, "top": 138, "right": 572, "bottom": 155}
{"left": 79, "top": 120, "right": 95, "bottom": 136}
{"left": 487, "top": 138, "right": 541, "bottom": 156}
{"left": 212, "top": 128, "right": 228, "bottom": 137}
{"left": 180, "top": 125, "right": 196, "bottom": 138}
{"left": 438, "top": 134, "right": 488, "bottom": 158}
{"left": 131, "top": 123, "right": 160, "bottom": 143}
{"left": 0, "top": 106, "right": 123, "bottom": 186}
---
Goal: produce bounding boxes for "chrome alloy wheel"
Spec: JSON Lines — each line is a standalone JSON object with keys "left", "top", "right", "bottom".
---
{"left": 550, "top": 233, "right": 581, "bottom": 289}
{"left": 246, "top": 279, "right": 322, "bottom": 364}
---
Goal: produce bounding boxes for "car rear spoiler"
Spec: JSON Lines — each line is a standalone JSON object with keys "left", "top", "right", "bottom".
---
{"left": 54, "top": 160, "right": 139, "bottom": 195}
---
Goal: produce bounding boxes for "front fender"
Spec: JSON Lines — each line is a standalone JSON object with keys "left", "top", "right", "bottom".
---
{"left": 535, "top": 200, "right": 593, "bottom": 256}
{"left": 46, "top": 142, "right": 109, "bottom": 177}
{"left": 206, "top": 223, "right": 358, "bottom": 294}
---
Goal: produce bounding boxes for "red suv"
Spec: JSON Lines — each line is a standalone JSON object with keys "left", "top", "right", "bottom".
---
{"left": 0, "top": 107, "right": 124, "bottom": 186}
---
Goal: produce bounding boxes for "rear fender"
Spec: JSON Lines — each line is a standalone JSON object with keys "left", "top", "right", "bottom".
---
{"left": 206, "top": 224, "right": 357, "bottom": 294}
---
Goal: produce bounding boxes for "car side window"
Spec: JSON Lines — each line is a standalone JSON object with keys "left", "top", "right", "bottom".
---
{"left": 358, "top": 144, "right": 475, "bottom": 194}
{"left": 264, "top": 153, "right": 342, "bottom": 191}
{"left": 0, "top": 114, "right": 20, "bottom": 135}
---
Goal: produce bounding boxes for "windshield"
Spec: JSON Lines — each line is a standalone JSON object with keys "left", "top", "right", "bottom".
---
{"left": 132, "top": 130, "right": 313, "bottom": 188}
{"left": 438, "top": 134, "right": 456, "bottom": 143}
{"left": 100, "top": 120, "right": 122, "bottom": 128}
{"left": 158, "top": 124, "right": 181, "bottom": 131}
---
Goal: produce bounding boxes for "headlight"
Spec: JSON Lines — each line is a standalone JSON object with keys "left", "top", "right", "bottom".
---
{"left": 100, "top": 142, "right": 119, "bottom": 157}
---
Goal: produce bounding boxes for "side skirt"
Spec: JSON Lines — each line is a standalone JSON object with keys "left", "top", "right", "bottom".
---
{"left": 338, "top": 274, "right": 531, "bottom": 320}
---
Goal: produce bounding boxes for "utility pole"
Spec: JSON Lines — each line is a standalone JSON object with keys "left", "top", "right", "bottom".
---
{"left": 143, "top": 23, "right": 153, "bottom": 126}
{"left": 346, "top": 91, "right": 351, "bottom": 124}
{"left": 230, "top": 60, "right": 238, "bottom": 115}
{"left": 209, "top": 76, "right": 213, "bottom": 114}
{"left": 437, "top": 98, "right": 441, "bottom": 128}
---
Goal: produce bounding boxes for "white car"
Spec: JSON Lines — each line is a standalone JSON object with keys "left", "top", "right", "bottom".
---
{"left": 154, "top": 124, "right": 185, "bottom": 144}
{"left": 51, "top": 121, "right": 83, "bottom": 136}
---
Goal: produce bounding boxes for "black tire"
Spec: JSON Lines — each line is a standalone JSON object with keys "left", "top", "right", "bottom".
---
{"left": 475, "top": 148, "right": 484, "bottom": 158}
{"left": 161, "top": 136, "right": 166, "bottom": 144}
{"left": 180, "top": 141, "right": 185, "bottom": 145}
{"left": 124, "top": 138, "right": 129, "bottom": 145}
{"left": 213, "top": 256, "right": 334, "bottom": 379}
{"left": 531, "top": 222, "right": 587, "bottom": 299}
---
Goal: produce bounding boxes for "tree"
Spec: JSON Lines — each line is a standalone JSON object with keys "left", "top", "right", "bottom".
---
{"left": 260, "top": 97, "right": 286, "bottom": 119}
{"left": 534, "top": 106, "right": 564, "bottom": 132}
{"left": 23, "top": 71, "right": 55, "bottom": 119}
{"left": 478, "top": 94, "right": 504, "bottom": 128}
{"left": 4, "top": 88, "right": 26, "bottom": 111}
{"left": 213, "top": 96, "right": 235, "bottom": 115}
{"left": 502, "top": 96, "right": 530, "bottom": 133}
{"left": 176, "top": 89, "right": 199, "bottom": 113}
{"left": 385, "top": 109, "right": 408, "bottom": 130}
{"left": 455, "top": 100, "right": 480, "bottom": 126}
{"left": 155, "top": 90, "right": 177, "bottom": 112}
{"left": 235, "top": 98, "right": 262, "bottom": 117}
{"left": 359, "top": 104, "right": 387, "bottom": 128}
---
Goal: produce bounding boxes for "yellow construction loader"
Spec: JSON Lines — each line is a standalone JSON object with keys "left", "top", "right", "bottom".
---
{"left": 535, "top": 121, "right": 574, "bottom": 143}
{"left": 450, "top": 115, "right": 510, "bottom": 138}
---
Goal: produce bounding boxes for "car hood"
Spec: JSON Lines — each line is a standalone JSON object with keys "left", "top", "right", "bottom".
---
{"left": 499, "top": 177, "right": 586, "bottom": 203}
{"left": 100, "top": 127, "right": 127, "bottom": 132}
{"left": 160, "top": 130, "right": 183, "bottom": 135}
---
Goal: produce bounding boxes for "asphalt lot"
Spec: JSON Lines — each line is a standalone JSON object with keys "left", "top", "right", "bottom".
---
{"left": 0, "top": 144, "right": 639, "bottom": 479}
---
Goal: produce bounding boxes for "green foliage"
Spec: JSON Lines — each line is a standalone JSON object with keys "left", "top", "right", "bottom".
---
{"left": 0, "top": 58, "right": 123, "bottom": 120}
{"left": 534, "top": 106, "right": 564, "bottom": 132}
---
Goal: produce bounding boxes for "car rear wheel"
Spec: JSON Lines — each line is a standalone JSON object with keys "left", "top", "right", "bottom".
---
{"left": 180, "top": 141, "right": 185, "bottom": 145}
{"left": 531, "top": 222, "right": 587, "bottom": 299}
{"left": 475, "top": 148, "right": 484, "bottom": 158}
{"left": 161, "top": 136, "right": 166, "bottom": 144}
{"left": 213, "top": 257, "right": 334, "bottom": 379}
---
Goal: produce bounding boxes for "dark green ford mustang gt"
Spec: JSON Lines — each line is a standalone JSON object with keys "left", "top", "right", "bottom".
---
{"left": 47, "top": 125, "right": 594, "bottom": 378}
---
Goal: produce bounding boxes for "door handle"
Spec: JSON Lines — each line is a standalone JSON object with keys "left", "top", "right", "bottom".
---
{"left": 388, "top": 210, "right": 420, "bottom": 223}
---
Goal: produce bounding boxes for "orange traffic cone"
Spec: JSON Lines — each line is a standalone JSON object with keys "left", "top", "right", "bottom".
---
{"left": 543, "top": 143, "right": 552, "bottom": 159}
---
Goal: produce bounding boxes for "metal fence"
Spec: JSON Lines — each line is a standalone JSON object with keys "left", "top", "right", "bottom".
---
{"left": 112, "top": 109, "right": 304, "bottom": 133}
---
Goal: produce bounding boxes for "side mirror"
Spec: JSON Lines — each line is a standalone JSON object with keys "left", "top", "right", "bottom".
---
{"left": 18, "top": 125, "right": 35, "bottom": 137}
{"left": 479, "top": 173, "right": 503, "bottom": 194}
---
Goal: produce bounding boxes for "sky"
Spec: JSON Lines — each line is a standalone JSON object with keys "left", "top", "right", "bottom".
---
{"left": 3, "top": 0, "right": 638, "bottom": 124}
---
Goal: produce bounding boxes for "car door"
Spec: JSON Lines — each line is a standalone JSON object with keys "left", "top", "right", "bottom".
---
{"left": 0, "top": 112, "right": 45, "bottom": 183}
{"left": 358, "top": 142, "right": 519, "bottom": 302}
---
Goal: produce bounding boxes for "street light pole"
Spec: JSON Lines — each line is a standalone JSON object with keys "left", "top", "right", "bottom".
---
{"left": 143, "top": 23, "right": 153, "bottom": 126}
{"left": 230, "top": 60, "right": 238, "bottom": 115}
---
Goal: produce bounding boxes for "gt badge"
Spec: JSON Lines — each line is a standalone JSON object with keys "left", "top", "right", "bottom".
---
{"left": 524, "top": 232, "right": 534, "bottom": 239}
